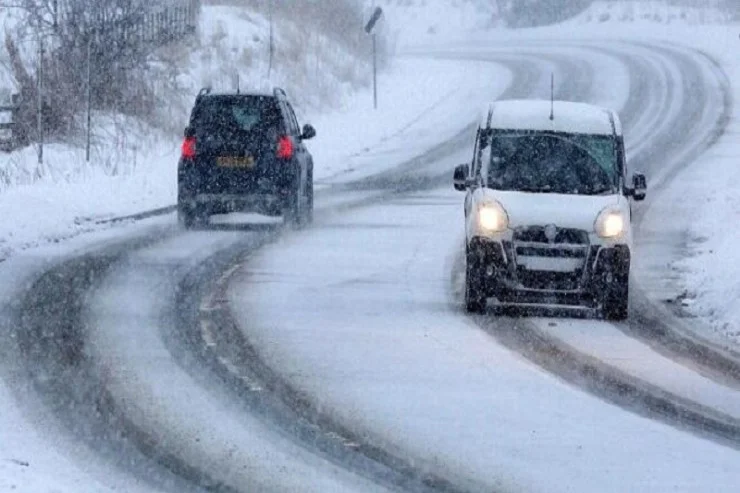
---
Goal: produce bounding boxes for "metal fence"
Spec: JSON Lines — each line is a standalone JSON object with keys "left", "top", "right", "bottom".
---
{"left": 138, "top": 0, "right": 201, "bottom": 46}
{"left": 1, "top": 0, "right": 202, "bottom": 154}
{"left": 110, "top": 0, "right": 201, "bottom": 48}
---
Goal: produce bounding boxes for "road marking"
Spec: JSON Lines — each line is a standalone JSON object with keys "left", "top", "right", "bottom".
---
{"left": 216, "top": 355, "right": 263, "bottom": 392}
{"left": 200, "top": 320, "right": 217, "bottom": 347}
{"left": 325, "top": 431, "right": 360, "bottom": 449}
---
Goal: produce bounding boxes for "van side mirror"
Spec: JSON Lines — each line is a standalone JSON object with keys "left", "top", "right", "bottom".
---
{"left": 184, "top": 126, "right": 195, "bottom": 138}
{"left": 454, "top": 164, "right": 470, "bottom": 191}
{"left": 630, "top": 173, "right": 647, "bottom": 201}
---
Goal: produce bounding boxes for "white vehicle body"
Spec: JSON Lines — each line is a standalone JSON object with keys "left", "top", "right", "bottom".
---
{"left": 455, "top": 100, "right": 646, "bottom": 318}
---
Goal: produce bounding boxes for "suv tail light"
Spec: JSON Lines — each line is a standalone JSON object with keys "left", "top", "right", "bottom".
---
{"left": 277, "top": 136, "right": 294, "bottom": 159}
{"left": 182, "top": 136, "right": 196, "bottom": 159}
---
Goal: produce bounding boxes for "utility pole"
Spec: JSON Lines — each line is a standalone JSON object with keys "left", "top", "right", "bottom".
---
{"left": 86, "top": 35, "right": 92, "bottom": 162}
{"left": 37, "top": 37, "right": 44, "bottom": 166}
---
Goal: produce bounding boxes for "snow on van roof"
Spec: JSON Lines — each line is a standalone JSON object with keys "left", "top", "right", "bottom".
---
{"left": 481, "top": 100, "right": 622, "bottom": 136}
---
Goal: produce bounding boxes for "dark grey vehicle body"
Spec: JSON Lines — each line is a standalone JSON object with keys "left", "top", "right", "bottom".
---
{"left": 177, "top": 87, "right": 316, "bottom": 227}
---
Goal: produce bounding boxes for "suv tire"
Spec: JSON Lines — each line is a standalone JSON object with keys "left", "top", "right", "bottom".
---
{"left": 304, "top": 170, "right": 314, "bottom": 225}
{"left": 603, "top": 274, "right": 629, "bottom": 321}
{"left": 465, "top": 249, "right": 487, "bottom": 314}
{"left": 178, "top": 204, "right": 197, "bottom": 230}
{"left": 283, "top": 188, "right": 302, "bottom": 228}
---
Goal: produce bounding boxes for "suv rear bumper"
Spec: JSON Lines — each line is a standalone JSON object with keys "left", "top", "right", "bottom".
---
{"left": 178, "top": 158, "right": 300, "bottom": 216}
{"left": 180, "top": 193, "right": 287, "bottom": 216}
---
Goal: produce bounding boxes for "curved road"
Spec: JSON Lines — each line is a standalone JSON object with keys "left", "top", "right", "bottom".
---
{"left": 1, "top": 39, "right": 737, "bottom": 492}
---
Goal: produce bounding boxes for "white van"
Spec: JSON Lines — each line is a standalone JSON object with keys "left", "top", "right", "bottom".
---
{"left": 454, "top": 100, "right": 647, "bottom": 319}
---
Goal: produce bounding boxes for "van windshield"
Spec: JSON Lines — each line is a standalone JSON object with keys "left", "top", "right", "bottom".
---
{"left": 485, "top": 131, "right": 620, "bottom": 195}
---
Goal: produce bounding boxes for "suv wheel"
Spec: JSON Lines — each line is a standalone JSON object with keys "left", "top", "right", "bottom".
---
{"left": 602, "top": 274, "right": 629, "bottom": 321}
{"left": 465, "top": 248, "right": 487, "bottom": 314}
{"left": 283, "top": 189, "right": 302, "bottom": 228}
{"left": 178, "top": 203, "right": 197, "bottom": 229}
{"left": 304, "top": 170, "right": 314, "bottom": 225}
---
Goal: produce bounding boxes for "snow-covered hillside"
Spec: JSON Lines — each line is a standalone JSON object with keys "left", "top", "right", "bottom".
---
{"left": 373, "top": 0, "right": 499, "bottom": 49}
{"left": 571, "top": 0, "right": 732, "bottom": 24}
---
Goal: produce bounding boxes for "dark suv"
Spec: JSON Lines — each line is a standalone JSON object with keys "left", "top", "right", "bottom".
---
{"left": 177, "top": 87, "right": 316, "bottom": 228}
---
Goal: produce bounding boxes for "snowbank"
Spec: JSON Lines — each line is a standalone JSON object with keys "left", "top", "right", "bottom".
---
{"left": 659, "top": 36, "right": 740, "bottom": 345}
{"left": 571, "top": 1, "right": 732, "bottom": 25}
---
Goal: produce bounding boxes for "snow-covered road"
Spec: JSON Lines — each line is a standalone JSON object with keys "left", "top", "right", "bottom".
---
{"left": 231, "top": 189, "right": 740, "bottom": 492}
{"left": 2, "top": 38, "right": 738, "bottom": 492}
{"left": 227, "top": 41, "right": 740, "bottom": 492}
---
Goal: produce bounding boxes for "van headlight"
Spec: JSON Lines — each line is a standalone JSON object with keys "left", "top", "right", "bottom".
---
{"left": 478, "top": 201, "right": 509, "bottom": 233}
{"left": 595, "top": 208, "right": 626, "bottom": 238}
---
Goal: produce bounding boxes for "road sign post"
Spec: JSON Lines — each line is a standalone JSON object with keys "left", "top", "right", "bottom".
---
{"left": 364, "top": 7, "right": 383, "bottom": 110}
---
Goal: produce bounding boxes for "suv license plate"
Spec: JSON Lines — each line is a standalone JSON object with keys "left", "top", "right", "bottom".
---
{"left": 217, "top": 156, "right": 255, "bottom": 168}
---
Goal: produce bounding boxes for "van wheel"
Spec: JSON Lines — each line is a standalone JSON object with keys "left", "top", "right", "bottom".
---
{"left": 603, "top": 274, "right": 629, "bottom": 321}
{"left": 465, "top": 249, "right": 487, "bottom": 314}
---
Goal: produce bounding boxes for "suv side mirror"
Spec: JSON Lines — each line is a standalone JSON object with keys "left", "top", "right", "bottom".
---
{"left": 301, "top": 124, "right": 316, "bottom": 140}
{"left": 184, "top": 126, "right": 195, "bottom": 138}
{"left": 630, "top": 172, "right": 647, "bottom": 201}
{"left": 454, "top": 164, "right": 470, "bottom": 191}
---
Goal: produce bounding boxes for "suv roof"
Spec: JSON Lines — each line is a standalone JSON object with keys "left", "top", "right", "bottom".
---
{"left": 196, "top": 86, "right": 288, "bottom": 101}
{"left": 481, "top": 99, "right": 622, "bottom": 137}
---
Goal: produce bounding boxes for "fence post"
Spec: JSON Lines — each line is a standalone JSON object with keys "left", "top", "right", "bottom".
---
{"left": 37, "top": 37, "right": 44, "bottom": 166}
{"left": 86, "top": 35, "right": 92, "bottom": 163}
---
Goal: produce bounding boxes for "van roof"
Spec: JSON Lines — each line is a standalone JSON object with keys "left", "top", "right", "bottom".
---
{"left": 481, "top": 99, "right": 622, "bottom": 136}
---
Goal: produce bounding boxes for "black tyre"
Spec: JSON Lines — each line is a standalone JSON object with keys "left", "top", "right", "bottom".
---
{"left": 283, "top": 189, "right": 302, "bottom": 228}
{"left": 178, "top": 204, "right": 196, "bottom": 229}
{"left": 304, "top": 170, "right": 314, "bottom": 225}
{"left": 603, "top": 274, "right": 629, "bottom": 321}
{"left": 465, "top": 249, "right": 487, "bottom": 314}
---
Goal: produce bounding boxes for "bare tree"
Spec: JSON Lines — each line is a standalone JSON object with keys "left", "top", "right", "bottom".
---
{"left": 4, "top": 0, "right": 199, "bottom": 140}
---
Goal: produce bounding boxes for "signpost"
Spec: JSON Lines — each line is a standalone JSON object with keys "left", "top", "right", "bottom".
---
{"left": 365, "top": 7, "right": 383, "bottom": 109}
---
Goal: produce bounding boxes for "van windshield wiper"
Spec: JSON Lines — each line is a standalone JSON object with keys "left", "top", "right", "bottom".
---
{"left": 587, "top": 186, "right": 617, "bottom": 195}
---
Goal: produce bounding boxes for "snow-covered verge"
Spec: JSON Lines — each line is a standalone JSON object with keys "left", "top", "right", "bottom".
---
{"left": 651, "top": 43, "right": 740, "bottom": 345}
{"left": 572, "top": 0, "right": 733, "bottom": 25}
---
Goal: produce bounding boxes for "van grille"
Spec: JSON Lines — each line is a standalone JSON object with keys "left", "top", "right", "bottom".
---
{"left": 513, "top": 227, "right": 589, "bottom": 245}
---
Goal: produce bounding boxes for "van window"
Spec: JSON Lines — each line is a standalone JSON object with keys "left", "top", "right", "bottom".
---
{"left": 485, "top": 132, "right": 620, "bottom": 195}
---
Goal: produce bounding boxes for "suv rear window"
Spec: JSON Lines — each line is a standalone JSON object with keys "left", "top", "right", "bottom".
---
{"left": 191, "top": 96, "right": 283, "bottom": 135}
